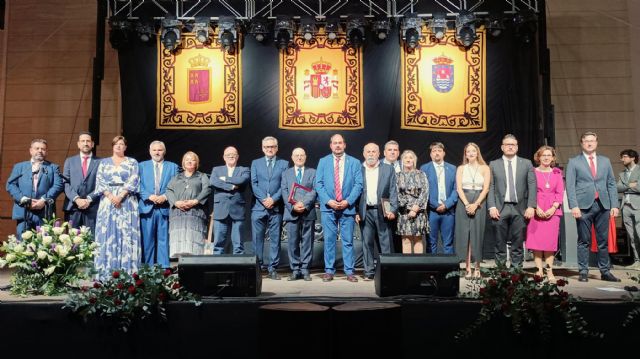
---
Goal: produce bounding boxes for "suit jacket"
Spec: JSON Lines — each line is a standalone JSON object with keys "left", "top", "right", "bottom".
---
{"left": 566, "top": 154, "right": 618, "bottom": 210}
{"left": 618, "top": 165, "right": 640, "bottom": 209}
{"left": 250, "top": 157, "right": 289, "bottom": 213}
{"left": 6, "top": 160, "right": 64, "bottom": 220}
{"left": 63, "top": 154, "right": 101, "bottom": 212}
{"left": 210, "top": 165, "right": 250, "bottom": 220}
{"left": 281, "top": 167, "right": 317, "bottom": 221}
{"left": 138, "top": 160, "right": 179, "bottom": 215}
{"left": 315, "top": 154, "right": 363, "bottom": 215}
{"left": 357, "top": 163, "right": 398, "bottom": 219}
{"left": 420, "top": 161, "right": 458, "bottom": 212}
{"left": 488, "top": 156, "right": 537, "bottom": 212}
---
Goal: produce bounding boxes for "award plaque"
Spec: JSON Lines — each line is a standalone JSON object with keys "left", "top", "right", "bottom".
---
{"left": 288, "top": 183, "right": 312, "bottom": 205}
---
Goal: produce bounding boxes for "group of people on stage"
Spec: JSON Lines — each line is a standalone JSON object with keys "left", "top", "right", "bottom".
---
{"left": 6, "top": 130, "right": 640, "bottom": 283}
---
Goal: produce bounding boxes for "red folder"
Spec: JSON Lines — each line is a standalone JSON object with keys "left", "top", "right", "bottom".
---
{"left": 590, "top": 216, "right": 617, "bottom": 253}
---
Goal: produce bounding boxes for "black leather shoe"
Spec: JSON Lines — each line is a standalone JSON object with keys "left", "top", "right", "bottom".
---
{"left": 269, "top": 271, "right": 281, "bottom": 280}
{"left": 362, "top": 274, "right": 374, "bottom": 281}
{"left": 578, "top": 273, "right": 588, "bottom": 282}
{"left": 287, "top": 273, "right": 302, "bottom": 281}
{"left": 601, "top": 273, "right": 621, "bottom": 282}
{"left": 303, "top": 274, "right": 312, "bottom": 281}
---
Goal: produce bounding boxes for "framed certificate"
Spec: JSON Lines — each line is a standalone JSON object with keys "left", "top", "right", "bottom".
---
{"left": 381, "top": 198, "right": 392, "bottom": 216}
{"left": 288, "top": 182, "right": 312, "bottom": 205}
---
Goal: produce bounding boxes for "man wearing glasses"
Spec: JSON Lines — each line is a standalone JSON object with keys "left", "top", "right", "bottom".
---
{"left": 488, "top": 134, "right": 537, "bottom": 268}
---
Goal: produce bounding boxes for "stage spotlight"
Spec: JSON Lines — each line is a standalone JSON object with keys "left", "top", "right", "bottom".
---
{"left": 455, "top": 10, "right": 477, "bottom": 48}
{"left": 401, "top": 13, "right": 422, "bottom": 49}
{"left": 161, "top": 16, "right": 182, "bottom": 51}
{"left": 136, "top": 21, "right": 155, "bottom": 43}
{"left": 428, "top": 12, "right": 447, "bottom": 40}
{"left": 325, "top": 17, "right": 340, "bottom": 40}
{"left": 346, "top": 15, "right": 365, "bottom": 48}
{"left": 486, "top": 14, "right": 505, "bottom": 37}
{"left": 372, "top": 17, "right": 390, "bottom": 40}
{"left": 299, "top": 16, "right": 317, "bottom": 41}
{"left": 513, "top": 10, "right": 537, "bottom": 44}
{"left": 248, "top": 18, "right": 268, "bottom": 42}
{"left": 274, "top": 16, "right": 294, "bottom": 50}
{"left": 193, "top": 16, "right": 211, "bottom": 44}
{"left": 109, "top": 19, "right": 131, "bottom": 49}
{"left": 218, "top": 16, "right": 237, "bottom": 52}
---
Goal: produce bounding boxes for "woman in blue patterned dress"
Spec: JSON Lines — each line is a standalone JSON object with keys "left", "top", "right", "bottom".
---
{"left": 92, "top": 136, "right": 141, "bottom": 279}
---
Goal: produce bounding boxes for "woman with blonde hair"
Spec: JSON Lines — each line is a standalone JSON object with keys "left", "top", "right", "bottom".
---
{"left": 396, "top": 150, "right": 429, "bottom": 253}
{"left": 454, "top": 142, "right": 491, "bottom": 279}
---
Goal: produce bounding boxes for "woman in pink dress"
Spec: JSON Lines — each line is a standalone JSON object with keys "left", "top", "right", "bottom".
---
{"left": 526, "top": 146, "right": 563, "bottom": 282}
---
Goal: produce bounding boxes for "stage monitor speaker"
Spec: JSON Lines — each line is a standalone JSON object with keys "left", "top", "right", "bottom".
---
{"left": 374, "top": 254, "right": 460, "bottom": 297}
{"left": 178, "top": 255, "right": 262, "bottom": 297}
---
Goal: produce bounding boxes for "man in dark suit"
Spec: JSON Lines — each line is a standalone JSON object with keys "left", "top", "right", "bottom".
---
{"left": 420, "top": 142, "right": 458, "bottom": 254}
{"left": 251, "top": 136, "right": 289, "bottom": 280}
{"left": 281, "top": 147, "right": 317, "bottom": 281}
{"left": 315, "top": 134, "right": 363, "bottom": 282}
{"left": 488, "top": 134, "right": 536, "bottom": 267}
{"left": 63, "top": 132, "right": 100, "bottom": 232}
{"left": 618, "top": 149, "right": 640, "bottom": 270}
{"left": 356, "top": 143, "right": 397, "bottom": 280}
{"left": 210, "top": 146, "right": 251, "bottom": 255}
{"left": 138, "top": 141, "right": 179, "bottom": 268}
{"left": 566, "top": 131, "right": 620, "bottom": 282}
{"left": 6, "top": 139, "right": 64, "bottom": 235}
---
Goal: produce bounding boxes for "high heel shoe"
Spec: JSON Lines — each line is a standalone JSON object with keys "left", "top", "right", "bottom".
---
{"left": 464, "top": 270, "right": 473, "bottom": 280}
{"left": 473, "top": 269, "right": 482, "bottom": 279}
{"left": 546, "top": 272, "right": 557, "bottom": 284}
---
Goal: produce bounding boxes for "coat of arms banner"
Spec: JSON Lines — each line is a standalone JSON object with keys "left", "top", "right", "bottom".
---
{"left": 401, "top": 28, "right": 486, "bottom": 132}
{"left": 279, "top": 33, "right": 363, "bottom": 130}
{"left": 157, "top": 33, "right": 241, "bottom": 130}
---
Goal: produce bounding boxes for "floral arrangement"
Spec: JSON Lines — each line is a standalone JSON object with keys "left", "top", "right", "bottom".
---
{"left": 452, "top": 263, "right": 599, "bottom": 341}
{"left": 64, "top": 265, "right": 201, "bottom": 332}
{"left": 0, "top": 220, "right": 96, "bottom": 296}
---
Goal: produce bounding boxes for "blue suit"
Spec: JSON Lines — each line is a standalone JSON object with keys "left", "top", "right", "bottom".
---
{"left": 281, "top": 166, "right": 317, "bottom": 276}
{"left": 138, "top": 160, "right": 179, "bottom": 267}
{"left": 315, "top": 154, "right": 363, "bottom": 275}
{"left": 210, "top": 165, "right": 251, "bottom": 254}
{"left": 566, "top": 153, "right": 618, "bottom": 275}
{"left": 251, "top": 156, "right": 289, "bottom": 272}
{"left": 6, "top": 160, "right": 64, "bottom": 235}
{"left": 420, "top": 161, "right": 458, "bottom": 254}
{"left": 63, "top": 154, "right": 101, "bottom": 232}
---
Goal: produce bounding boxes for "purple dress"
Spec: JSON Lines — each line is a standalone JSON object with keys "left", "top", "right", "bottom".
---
{"left": 526, "top": 168, "right": 564, "bottom": 251}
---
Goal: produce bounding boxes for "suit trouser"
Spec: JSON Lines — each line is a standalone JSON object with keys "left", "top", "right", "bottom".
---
{"left": 64, "top": 207, "right": 97, "bottom": 234}
{"left": 428, "top": 211, "right": 455, "bottom": 254}
{"left": 251, "top": 211, "right": 282, "bottom": 272}
{"left": 213, "top": 217, "right": 244, "bottom": 254}
{"left": 361, "top": 207, "right": 393, "bottom": 276}
{"left": 622, "top": 204, "right": 640, "bottom": 262}
{"left": 140, "top": 209, "right": 170, "bottom": 268}
{"left": 16, "top": 210, "right": 45, "bottom": 237}
{"left": 577, "top": 199, "right": 611, "bottom": 274}
{"left": 321, "top": 211, "right": 356, "bottom": 275}
{"left": 493, "top": 203, "right": 526, "bottom": 266}
{"left": 285, "top": 219, "right": 315, "bottom": 275}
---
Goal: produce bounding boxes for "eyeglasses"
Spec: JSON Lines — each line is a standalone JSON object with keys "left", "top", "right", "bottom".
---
{"left": 263, "top": 145, "right": 278, "bottom": 149}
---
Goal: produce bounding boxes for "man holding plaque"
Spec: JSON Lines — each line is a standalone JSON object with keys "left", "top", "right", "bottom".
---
{"left": 356, "top": 143, "right": 398, "bottom": 280}
{"left": 281, "top": 148, "right": 317, "bottom": 281}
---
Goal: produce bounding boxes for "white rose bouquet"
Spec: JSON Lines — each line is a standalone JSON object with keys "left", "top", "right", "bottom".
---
{"left": 0, "top": 219, "right": 97, "bottom": 296}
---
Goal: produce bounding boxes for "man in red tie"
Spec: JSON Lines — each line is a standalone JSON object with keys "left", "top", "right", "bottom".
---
{"left": 566, "top": 131, "right": 621, "bottom": 282}
{"left": 63, "top": 132, "right": 100, "bottom": 232}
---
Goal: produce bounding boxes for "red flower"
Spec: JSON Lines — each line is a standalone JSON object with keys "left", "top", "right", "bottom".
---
{"left": 106, "top": 289, "right": 114, "bottom": 297}
{"left": 556, "top": 279, "right": 567, "bottom": 287}
{"left": 135, "top": 279, "right": 144, "bottom": 287}
{"left": 114, "top": 298, "right": 122, "bottom": 305}
{"left": 488, "top": 279, "right": 497, "bottom": 287}
{"left": 117, "top": 283, "right": 124, "bottom": 290}
{"left": 560, "top": 290, "right": 569, "bottom": 299}
{"left": 479, "top": 287, "right": 486, "bottom": 295}
{"left": 81, "top": 286, "right": 89, "bottom": 292}
{"left": 112, "top": 271, "right": 120, "bottom": 279}
{"left": 511, "top": 274, "right": 520, "bottom": 283}
{"left": 164, "top": 269, "right": 173, "bottom": 278}
{"left": 93, "top": 282, "right": 102, "bottom": 289}
{"left": 128, "top": 285, "right": 136, "bottom": 294}
{"left": 158, "top": 292, "right": 167, "bottom": 301}
{"left": 133, "top": 273, "right": 139, "bottom": 280}
{"left": 172, "top": 282, "right": 181, "bottom": 290}
{"left": 533, "top": 275, "right": 543, "bottom": 283}
{"left": 89, "top": 297, "right": 97, "bottom": 304}
{"left": 500, "top": 271, "right": 508, "bottom": 278}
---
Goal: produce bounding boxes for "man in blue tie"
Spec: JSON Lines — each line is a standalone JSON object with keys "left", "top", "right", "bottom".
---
{"left": 6, "top": 139, "right": 64, "bottom": 235}
{"left": 281, "top": 147, "right": 317, "bottom": 281}
{"left": 251, "top": 136, "right": 289, "bottom": 280}
{"left": 138, "top": 141, "right": 178, "bottom": 268}
{"left": 420, "top": 142, "right": 458, "bottom": 254}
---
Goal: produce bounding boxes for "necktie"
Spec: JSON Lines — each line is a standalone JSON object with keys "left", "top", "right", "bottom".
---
{"left": 589, "top": 156, "right": 599, "bottom": 199}
{"left": 81, "top": 156, "right": 89, "bottom": 178}
{"left": 154, "top": 162, "right": 161, "bottom": 195}
{"left": 437, "top": 165, "right": 446, "bottom": 203}
{"left": 267, "top": 159, "right": 273, "bottom": 177}
{"left": 507, "top": 160, "right": 517, "bottom": 202}
{"left": 296, "top": 168, "right": 302, "bottom": 184}
{"left": 334, "top": 157, "right": 343, "bottom": 202}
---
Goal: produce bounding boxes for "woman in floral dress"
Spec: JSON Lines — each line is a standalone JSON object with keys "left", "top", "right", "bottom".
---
{"left": 92, "top": 136, "right": 141, "bottom": 279}
{"left": 396, "top": 150, "right": 429, "bottom": 254}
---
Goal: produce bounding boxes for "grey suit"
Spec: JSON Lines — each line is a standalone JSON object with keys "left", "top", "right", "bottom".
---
{"left": 488, "top": 156, "right": 536, "bottom": 266}
{"left": 617, "top": 165, "right": 640, "bottom": 263}
{"left": 281, "top": 166, "right": 317, "bottom": 275}
{"left": 357, "top": 163, "right": 398, "bottom": 277}
{"left": 210, "top": 165, "right": 251, "bottom": 254}
{"left": 566, "top": 153, "right": 618, "bottom": 275}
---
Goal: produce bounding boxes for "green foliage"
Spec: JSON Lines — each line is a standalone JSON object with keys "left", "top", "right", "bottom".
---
{"left": 622, "top": 272, "right": 640, "bottom": 327}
